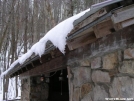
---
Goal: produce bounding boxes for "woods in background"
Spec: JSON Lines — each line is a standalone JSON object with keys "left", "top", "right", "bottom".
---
{"left": 0, "top": 0, "right": 106, "bottom": 100}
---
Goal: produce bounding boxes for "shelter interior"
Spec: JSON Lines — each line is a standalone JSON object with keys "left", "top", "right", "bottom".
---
{"left": 48, "top": 69, "right": 69, "bottom": 101}
{"left": 29, "top": 68, "right": 69, "bottom": 101}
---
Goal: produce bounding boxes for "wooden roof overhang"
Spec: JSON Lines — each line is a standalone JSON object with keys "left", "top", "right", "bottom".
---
{"left": 9, "top": 46, "right": 69, "bottom": 78}
{"left": 7, "top": 0, "right": 134, "bottom": 78}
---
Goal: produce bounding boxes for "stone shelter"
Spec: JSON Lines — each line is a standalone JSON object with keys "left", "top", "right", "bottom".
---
{"left": 6, "top": 0, "right": 134, "bottom": 101}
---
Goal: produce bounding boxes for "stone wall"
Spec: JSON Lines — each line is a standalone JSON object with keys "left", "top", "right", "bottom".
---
{"left": 21, "top": 76, "right": 49, "bottom": 101}
{"left": 30, "top": 76, "right": 49, "bottom": 101}
{"left": 21, "top": 77, "right": 30, "bottom": 101}
{"left": 66, "top": 25, "right": 134, "bottom": 101}
{"left": 67, "top": 48, "right": 134, "bottom": 101}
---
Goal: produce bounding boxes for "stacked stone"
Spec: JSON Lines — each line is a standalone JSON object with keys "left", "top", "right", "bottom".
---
{"left": 21, "top": 76, "right": 49, "bottom": 101}
{"left": 68, "top": 49, "right": 134, "bottom": 101}
{"left": 21, "top": 78, "right": 30, "bottom": 101}
{"left": 30, "top": 76, "right": 49, "bottom": 101}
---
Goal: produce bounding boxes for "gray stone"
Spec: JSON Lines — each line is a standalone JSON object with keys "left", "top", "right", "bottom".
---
{"left": 92, "top": 70, "right": 110, "bottom": 83}
{"left": 72, "top": 67, "right": 91, "bottom": 87}
{"left": 68, "top": 60, "right": 80, "bottom": 68}
{"left": 93, "top": 85, "right": 109, "bottom": 101}
{"left": 103, "top": 52, "right": 118, "bottom": 70}
{"left": 81, "top": 93, "right": 93, "bottom": 101}
{"left": 91, "top": 57, "right": 101, "bottom": 69}
{"left": 21, "top": 78, "right": 30, "bottom": 101}
{"left": 109, "top": 68, "right": 118, "bottom": 77}
{"left": 73, "top": 88, "right": 80, "bottom": 101}
{"left": 124, "top": 48, "right": 134, "bottom": 59}
{"left": 29, "top": 76, "right": 49, "bottom": 101}
{"left": 109, "top": 76, "right": 134, "bottom": 98}
{"left": 119, "top": 60, "right": 134, "bottom": 74}
{"left": 118, "top": 50, "right": 123, "bottom": 62}
{"left": 41, "top": 83, "right": 49, "bottom": 99}
{"left": 80, "top": 59, "right": 90, "bottom": 67}
{"left": 81, "top": 83, "right": 92, "bottom": 98}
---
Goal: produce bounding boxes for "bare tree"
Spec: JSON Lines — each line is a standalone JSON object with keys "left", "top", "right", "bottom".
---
{"left": 0, "top": 0, "right": 96, "bottom": 100}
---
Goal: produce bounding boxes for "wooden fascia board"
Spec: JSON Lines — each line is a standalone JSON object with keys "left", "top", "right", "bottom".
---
{"left": 93, "top": 18, "right": 114, "bottom": 38}
{"left": 68, "top": 8, "right": 108, "bottom": 38}
{"left": 20, "top": 55, "right": 67, "bottom": 78}
{"left": 111, "top": 4, "right": 134, "bottom": 30}
{"left": 67, "top": 32, "right": 97, "bottom": 50}
{"left": 111, "top": 4, "right": 134, "bottom": 24}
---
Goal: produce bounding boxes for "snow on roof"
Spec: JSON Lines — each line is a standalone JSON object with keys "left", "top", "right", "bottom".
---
{"left": 1, "top": 8, "right": 90, "bottom": 77}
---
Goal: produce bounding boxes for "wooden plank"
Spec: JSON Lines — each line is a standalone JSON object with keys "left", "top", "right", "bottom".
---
{"left": 68, "top": 8, "right": 107, "bottom": 37}
{"left": 93, "top": 19, "right": 114, "bottom": 38}
{"left": 111, "top": 4, "right": 134, "bottom": 24}
{"left": 20, "top": 55, "right": 67, "bottom": 78}
{"left": 121, "top": 18, "right": 134, "bottom": 28}
{"left": 69, "top": 28, "right": 93, "bottom": 39}
{"left": 114, "top": 18, "right": 134, "bottom": 30}
{"left": 79, "top": 8, "right": 107, "bottom": 28}
{"left": 67, "top": 32, "right": 97, "bottom": 50}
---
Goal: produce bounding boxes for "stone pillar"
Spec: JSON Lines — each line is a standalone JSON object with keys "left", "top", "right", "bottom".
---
{"left": 67, "top": 59, "right": 92, "bottom": 101}
{"left": 21, "top": 76, "right": 49, "bottom": 101}
{"left": 21, "top": 77, "right": 30, "bottom": 101}
{"left": 30, "top": 76, "right": 49, "bottom": 101}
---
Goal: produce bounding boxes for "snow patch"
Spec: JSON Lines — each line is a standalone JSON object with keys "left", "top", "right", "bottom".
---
{"left": 1, "top": 8, "right": 90, "bottom": 77}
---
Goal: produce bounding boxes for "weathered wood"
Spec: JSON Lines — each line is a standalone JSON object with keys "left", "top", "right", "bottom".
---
{"left": 79, "top": 8, "right": 107, "bottom": 28}
{"left": 114, "top": 18, "right": 134, "bottom": 30}
{"left": 11, "top": 48, "right": 67, "bottom": 78}
{"left": 93, "top": 19, "right": 114, "bottom": 38}
{"left": 121, "top": 18, "right": 134, "bottom": 28}
{"left": 67, "top": 32, "right": 97, "bottom": 50}
{"left": 68, "top": 8, "right": 108, "bottom": 37}
{"left": 69, "top": 28, "right": 94, "bottom": 39}
{"left": 111, "top": 4, "right": 134, "bottom": 24}
{"left": 20, "top": 55, "right": 67, "bottom": 78}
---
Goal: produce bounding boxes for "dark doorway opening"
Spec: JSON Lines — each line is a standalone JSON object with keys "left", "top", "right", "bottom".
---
{"left": 48, "top": 69, "right": 69, "bottom": 101}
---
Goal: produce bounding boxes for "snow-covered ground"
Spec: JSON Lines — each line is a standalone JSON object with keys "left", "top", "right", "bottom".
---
{"left": 0, "top": 78, "right": 3, "bottom": 101}
{"left": 0, "top": 92, "right": 3, "bottom": 101}
{"left": 0, "top": 77, "right": 21, "bottom": 101}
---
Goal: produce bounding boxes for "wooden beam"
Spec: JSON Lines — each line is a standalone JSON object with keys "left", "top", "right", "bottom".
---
{"left": 114, "top": 18, "right": 134, "bottom": 30}
{"left": 67, "top": 32, "right": 97, "bottom": 50}
{"left": 68, "top": 8, "right": 108, "bottom": 37}
{"left": 79, "top": 8, "right": 107, "bottom": 28}
{"left": 111, "top": 4, "right": 134, "bottom": 24}
{"left": 112, "top": 4, "right": 134, "bottom": 30}
{"left": 20, "top": 55, "right": 67, "bottom": 78}
{"left": 93, "top": 19, "right": 114, "bottom": 38}
{"left": 121, "top": 18, "right": 134, "bottom": 27}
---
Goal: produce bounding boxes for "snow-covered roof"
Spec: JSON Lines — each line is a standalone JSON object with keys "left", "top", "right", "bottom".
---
{"left": 1, "top": 8, "right": 90, "bottom": 77}
{"left": 1, "top": 0, "right": 124, "bottom": 77}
